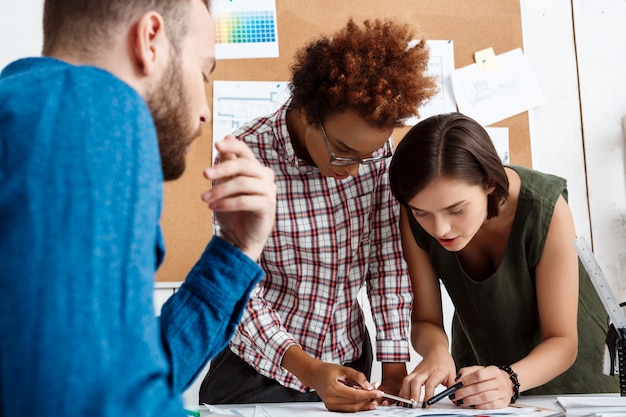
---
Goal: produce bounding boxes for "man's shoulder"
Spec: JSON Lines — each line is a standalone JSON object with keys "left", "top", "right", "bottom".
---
{"left": 0, "top": 58, "right": 158, "bottom": 179}
{"left": 0, "top": 57, "right": 149, "bottom": 124}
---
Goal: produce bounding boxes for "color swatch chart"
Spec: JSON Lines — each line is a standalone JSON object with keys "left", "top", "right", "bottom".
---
{"left": 215, "top": 11, "right": 277, "bottom": 44}
{"left": 212, "top": 0, "right": 279, "bottom": 59}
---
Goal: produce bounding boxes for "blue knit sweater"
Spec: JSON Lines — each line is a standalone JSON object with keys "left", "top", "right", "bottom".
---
{"left": 0, "top": 57, "right": 264, "bottom": 416}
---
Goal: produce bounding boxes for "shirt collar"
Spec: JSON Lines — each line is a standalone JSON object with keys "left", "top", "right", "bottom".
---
{"left": 273, "top": 97, "right": 318, "bottom": 174}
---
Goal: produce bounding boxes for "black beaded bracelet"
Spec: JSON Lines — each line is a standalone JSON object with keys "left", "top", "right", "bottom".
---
{"left": 498, "top": 365, "right": 520, "bottom": 404}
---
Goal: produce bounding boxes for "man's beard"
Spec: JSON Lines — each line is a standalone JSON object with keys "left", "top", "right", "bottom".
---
{"left": 146, "top": 55, "right": 200, "bottom": 181}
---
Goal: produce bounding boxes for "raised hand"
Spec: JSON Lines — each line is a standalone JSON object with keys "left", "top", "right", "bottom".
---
{"left": 202, "top": 136, "right": 276, "bottom": 261}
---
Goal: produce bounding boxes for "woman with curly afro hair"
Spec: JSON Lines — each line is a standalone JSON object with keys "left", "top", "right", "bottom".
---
{"left": 199, "top": 18, "right": 437, "bottom": 412}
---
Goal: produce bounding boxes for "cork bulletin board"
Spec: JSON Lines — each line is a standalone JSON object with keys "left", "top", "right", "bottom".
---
{"left": 156, "top": 0, "right": 529, "bottom": 282}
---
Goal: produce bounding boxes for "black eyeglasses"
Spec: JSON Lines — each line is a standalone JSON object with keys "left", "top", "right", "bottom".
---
{"left": 319, "top": 123, "right": 393, "bottom": 166}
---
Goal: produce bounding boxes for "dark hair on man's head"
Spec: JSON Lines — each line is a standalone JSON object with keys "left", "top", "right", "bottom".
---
{"left": 42, "top": 0, "right": 209, "bottom": 57}
{"left": 289, "top": 18, "right": 437, "bottom": 128}
{"left": 389, "top": 112, "right": 509, "bottom": 219}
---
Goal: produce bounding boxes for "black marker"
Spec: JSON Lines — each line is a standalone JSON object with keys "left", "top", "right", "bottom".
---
{"left": 422, "top": 381, "right": 464, "bottom": 408}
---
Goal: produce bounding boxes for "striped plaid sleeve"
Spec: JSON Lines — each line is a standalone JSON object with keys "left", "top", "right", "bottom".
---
{"left": 366, "top": 161, "right": 412, "bottom": 362}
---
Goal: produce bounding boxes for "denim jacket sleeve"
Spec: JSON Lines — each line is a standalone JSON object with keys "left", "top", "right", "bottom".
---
{"left": 159, "top": 235, "right": 265, "bottom": 392}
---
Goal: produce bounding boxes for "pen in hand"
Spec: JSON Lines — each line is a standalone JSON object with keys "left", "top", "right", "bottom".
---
{"left": 422, "top": 381, "right": 464, "bottom": 408}
{"left": 339, "top": 379, "right": 418, "bottom": 408}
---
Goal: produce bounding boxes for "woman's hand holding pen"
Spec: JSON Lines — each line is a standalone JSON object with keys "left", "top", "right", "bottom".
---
{"left": 202, "top": 136, "right": 277, "bottom": 261}
{"left": 399, "top": 346, "right": 457, "bottom": 404}
{"left": 451, "top": 365, "right": 514, "bottom": 409}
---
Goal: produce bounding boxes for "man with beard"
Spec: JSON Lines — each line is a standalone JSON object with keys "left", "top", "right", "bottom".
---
{"left": 0, "top": 1, "right": 276, "bottom": 416}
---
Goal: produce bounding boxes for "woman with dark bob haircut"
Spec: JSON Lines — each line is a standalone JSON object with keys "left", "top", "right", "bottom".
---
{"left": 390, "top": 113, "right": 618, "bottom": 409}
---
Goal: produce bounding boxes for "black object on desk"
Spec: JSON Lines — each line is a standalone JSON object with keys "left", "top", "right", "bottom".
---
{"left": 618, "top": 327, "right": 626, "bottom": 396}
{"left": 572, "top": 237, "right": 626, "bottom": 397}
{"left": 422, "top": 381, "right": 463, "bottom": 408}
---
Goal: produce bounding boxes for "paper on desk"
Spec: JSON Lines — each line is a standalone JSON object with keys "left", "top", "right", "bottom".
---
{"left": 251, "top": 400, "right": 534, "bottom": 416}
{"left": 451, "top": 48, "right": 544, "bottom": 127}
{"left": 556, "top": 395, "right": 626, "bottom": 412}
{"left": 204, "top": 402, "right": 254, "bottom": 416}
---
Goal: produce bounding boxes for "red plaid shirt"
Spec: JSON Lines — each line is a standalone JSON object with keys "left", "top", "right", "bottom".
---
{"left": 219, "top": 100, "right": 412, "bottom": 392}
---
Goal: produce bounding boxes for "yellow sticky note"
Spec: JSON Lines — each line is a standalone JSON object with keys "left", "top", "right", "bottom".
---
{"left": 474, "top": 47, "right": 499, "bottom": 73}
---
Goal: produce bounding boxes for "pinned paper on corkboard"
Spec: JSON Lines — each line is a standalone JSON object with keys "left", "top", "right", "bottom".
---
{"left": 452, "top": 48, "right": 544, "bottom": 127}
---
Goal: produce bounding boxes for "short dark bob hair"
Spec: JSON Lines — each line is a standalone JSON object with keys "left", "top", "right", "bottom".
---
{"left": 389, "top": 112, "right": 509, "bottom": 219}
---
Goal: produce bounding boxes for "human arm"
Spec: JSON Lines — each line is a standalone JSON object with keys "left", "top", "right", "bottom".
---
{"left": 160, "top": 236, "right": 266, "bottom": 392}
{"left": 366, "top": 173, "right": 413, "bottom": 401}
{"left": 377, "top": 362, "right": 408, "bottom": 405}
{"left": 161, "top": 137, "right": 276, "bottom": 391}
{"left": 397, "top": 208, "right": 458, "bottom": 403}
{"left": 452, "top": 196, "right": 579, "bottom": 409}
{"left": 231, "top": 280, "right": 385, "bottom": 413}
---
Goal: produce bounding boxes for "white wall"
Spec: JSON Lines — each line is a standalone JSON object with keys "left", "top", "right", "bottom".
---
{"left": 572, "top": 0, "right": 626, "bottom": 300}
{"left": 0, "top": 1, "right": 43, "bottom": 69}
{"left": 522, "top": 0, "right": 626, "bottom": 302}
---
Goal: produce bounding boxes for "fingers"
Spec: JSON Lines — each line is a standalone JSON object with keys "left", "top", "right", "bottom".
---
{"left": 451, "top": 366, "right": 512, "bottom": 409}
{"left": 324, "top": 385, "right": 381, "bottom": 412}
{"left": 321, "top": 369, "right": 383, "bottom": 412}
{"left": 325, "top": 396, "right": 379, "bottom": 413}
{"left": 202, "top": 139, "right": 275, "bottom": 212}
{"left": 205, "top": 136, "right": 267, "bottom": 183}
{"left": 202, "top": 172, "right": 274, "bottom": 212}
{"left": 399, "top": 372, "right": 425, "bottom": 403}
{"left": 400, "top": 364, "right": 454, "bottom": 405}
{"left": 339, "top": 368, "right": 375, "bottom": 391}
{"left": 213, "top": 135, "right": 254, "bottom": 162}
{"left": 201, "top": 136, "right": 276, "bottom": 260}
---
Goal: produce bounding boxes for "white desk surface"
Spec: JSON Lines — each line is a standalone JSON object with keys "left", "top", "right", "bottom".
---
{"left": 188, "top": 393, "right": 625, "bottom": 417}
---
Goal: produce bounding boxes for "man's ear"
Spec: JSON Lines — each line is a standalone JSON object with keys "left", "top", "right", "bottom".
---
{"left": 132, "top": 12, "right": 168, "bottom": 76}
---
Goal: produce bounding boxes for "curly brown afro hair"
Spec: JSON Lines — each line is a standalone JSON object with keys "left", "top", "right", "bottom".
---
{"left": 289, "top": 18, "right": 437, "bottom": 128}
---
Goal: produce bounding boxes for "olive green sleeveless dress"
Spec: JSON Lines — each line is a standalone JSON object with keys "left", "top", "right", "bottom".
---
{"left": 408, "top": 165, "right": 619, "bottom": 394}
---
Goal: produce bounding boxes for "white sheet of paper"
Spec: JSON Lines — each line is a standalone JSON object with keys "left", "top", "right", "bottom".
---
{"left": 212, "top": 0, "right": 279, "bottom": 60}
{"left": 250, "top": 400, "right": 533, "bottom": 417}
{"left": 451, "top": 48, "right": 544, "bottom": 126}
{"left": 486, "top": 127, "right": 510, "bottom": 164}
{"left": 212, "top": 80, "right": 290, "bottom": 162}
{"left": 406, "top": 40, "right": 457, "bottom": 125}
{"left": 204, "top": 403, "right": 255, "bottom": 416}
{"left": 556, "top": 395, "right": 626, "bottom": 412}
